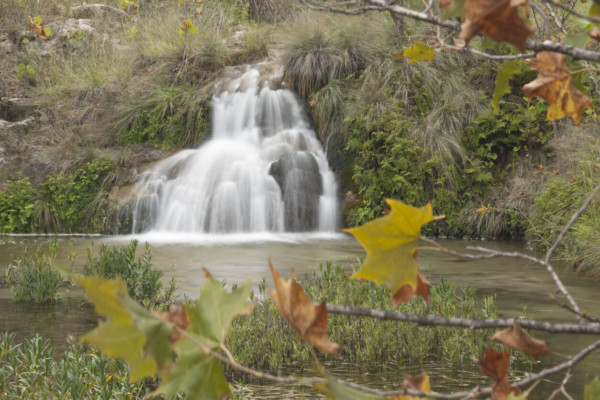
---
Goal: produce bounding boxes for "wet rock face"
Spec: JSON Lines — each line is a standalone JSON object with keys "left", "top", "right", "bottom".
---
{"left": 269, "top": 152, "right": 323, "bottom": 231}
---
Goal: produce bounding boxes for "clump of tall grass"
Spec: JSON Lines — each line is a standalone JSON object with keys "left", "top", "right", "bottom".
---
{"left": 281, "top": 13, "right": 390, "bottom": 98}
{"left": 29, "top": 37, "right": 135, "bottom": 103}
{"left": 310, "top": 79, "right": 343, "bottom": 141}
{"left": 6, "top": 238, "right": 63, "bottom": 303}
{"left": 227, "top": 263, "right": 529, "bottom": 373}
{"left": 113, "top": 84, "right": 210, "bottom": 149}
{"left": 244, "top": 0, "right": 300, "bottom": 23}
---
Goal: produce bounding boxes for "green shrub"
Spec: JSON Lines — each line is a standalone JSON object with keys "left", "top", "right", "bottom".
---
{"left": 37, "top": 158, "right": 116, "bottom": 233}
{"left": 0, "top": 176, "right": 37, "bottom": 233}
{"left": 8, "top": 239, "right": 63, "bottom": 303}
{"left": 527, "top": 154, "right": 600, "bottom": 276}
{"left": 0, "top": 333, "right": 152, "bottom": 399}
{"left": 227, "top": 264, "right": 527, "bottom": 373}
{"left": 83, "top": 240, "right": 175, "bottom": 309}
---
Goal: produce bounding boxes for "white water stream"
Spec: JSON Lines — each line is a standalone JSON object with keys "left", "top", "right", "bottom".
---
{"left": 130, "top": 64, "right": 338, "bottom": 234}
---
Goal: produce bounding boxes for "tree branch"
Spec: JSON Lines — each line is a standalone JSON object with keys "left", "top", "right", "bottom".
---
{"left": 326, "top": 304, "right": 600, "bottom": 334}
{"left": 302, "top": 0, "right": 600, "bottom": 62}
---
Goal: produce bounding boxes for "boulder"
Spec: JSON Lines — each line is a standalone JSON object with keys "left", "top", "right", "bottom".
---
{"left": 269, "top": 151, "right": 323, "bottom": 231}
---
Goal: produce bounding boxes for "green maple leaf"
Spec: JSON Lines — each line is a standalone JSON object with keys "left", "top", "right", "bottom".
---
{"left": 152, "top": 338, "right": 231, "bottom": 400}
{"left": 186, "top": 271, "right": 253, "bottom": 347}
{"left": 153, "top": 272, "right": 252, "bottom": 399}
{"left": 77, "top": 277, "right": 160, "bottom": 381}
{"left": 344, "top": 199, "right": 435, "bottom": 305}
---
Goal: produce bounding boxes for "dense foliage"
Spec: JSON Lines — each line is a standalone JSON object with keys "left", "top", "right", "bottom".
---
{"left": 228, "top": 263, "right": 513, "bottom": 372}
{"left": 0, "top": 158, "right": 116, "bottom": 234}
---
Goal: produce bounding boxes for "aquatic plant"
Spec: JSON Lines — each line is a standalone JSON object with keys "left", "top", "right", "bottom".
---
{"left": 83, "top": 240, "right": 175, "bottom": 309}
{"left": 8, "top": 238, "right": 63, "bottom": 303}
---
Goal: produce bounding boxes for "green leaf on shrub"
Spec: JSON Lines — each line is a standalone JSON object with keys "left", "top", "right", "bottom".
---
{"left": 43, "top": 27, "right": 52, "bottom": 37}
{"left": 492, "top": 59, "right": 521, "bottom": 113}
{"left": 590, "top": 2, "right": 600, "bottom": 17}
{"left": 586, "top": 377, "right": 600, "bottom": 400}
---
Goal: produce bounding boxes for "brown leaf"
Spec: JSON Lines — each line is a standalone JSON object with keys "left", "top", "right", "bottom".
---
{"left": 439, "top": 0, "right": 454, "bottom": 9}
{"left": 391, "top": 269, "right": 430, "bottom": 306}
{"left": 492, "top": 317, "right": 552, "bottom": 359}
{"left": 479, "top": 347, "right": 522, "bottom": 400}
{"left": 591, "top": 27, "right": 600, "bottom": 42}
{"left": 389, "top": 371, "right": 432, "bottom": 399}
{"left": 153, "top": 302, "right": 189, "bottom": 344}
{"left": 269, "top": 262, "right": 342, "bottom": 356}
{"left": 522, "top": 51, "right": 593, "bottom": 125}
{"left": 460, "top": 0, "right": 533, "bottom": 52}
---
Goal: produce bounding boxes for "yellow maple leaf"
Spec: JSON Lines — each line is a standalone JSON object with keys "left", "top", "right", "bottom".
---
{"left": 343, "top": 199, "right": 435, "bottom": 305}
{"left": 522, "top": 51, "right": 593, "bottom": 125}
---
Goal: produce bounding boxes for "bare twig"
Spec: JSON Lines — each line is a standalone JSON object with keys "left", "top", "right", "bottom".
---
{"left": 553, "top": 297, "right": 600, "bottom": 323}
{"left": 542, "top": 0, "right": 600, "bottom": 24}
{"left": 514, "top": 339, "right": 600, "bottom": 388}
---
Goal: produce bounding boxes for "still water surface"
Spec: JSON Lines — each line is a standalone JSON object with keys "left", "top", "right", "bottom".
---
{"left": 0, "top": 234, "right": 598, "bottom": 398}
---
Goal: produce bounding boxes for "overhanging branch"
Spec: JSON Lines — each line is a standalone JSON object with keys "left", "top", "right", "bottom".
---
{"left": 326, "top": 304, "right": 600, "bottom": 334}
{"left": 302, "top": 0, "right": 600, "bottom": 62}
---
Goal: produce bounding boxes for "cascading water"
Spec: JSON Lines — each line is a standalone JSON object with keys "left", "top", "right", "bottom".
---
{"left": 130, "top": 64, "right": 338, "bottom": 234}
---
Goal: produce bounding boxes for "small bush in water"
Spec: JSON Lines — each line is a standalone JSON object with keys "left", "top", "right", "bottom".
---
{"left": 83, "top": 240, "right": 175, "bottom": 309}
{"left": 8, "top": 238, "right": 63, "bottom": 303}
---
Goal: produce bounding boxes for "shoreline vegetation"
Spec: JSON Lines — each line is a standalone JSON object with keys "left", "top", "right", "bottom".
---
{"left": 1, "top": 240, "right": 532, "bottom": 399}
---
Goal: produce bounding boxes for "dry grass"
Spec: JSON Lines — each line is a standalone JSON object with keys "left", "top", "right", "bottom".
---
{"left": 280, "top": 13, "right": 391, "bottom": 98}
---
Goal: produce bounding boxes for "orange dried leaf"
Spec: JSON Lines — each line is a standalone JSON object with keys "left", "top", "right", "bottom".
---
{"left": 522, "top": 51, "right": 593, "bottom": 125}
{"left": 479, "top": 347, "right": 521, "bottom": 400}
{"left": 492, "top": 317, "right": 552, "bottom": 359}
{"left": 390, "top": 371, "right": 433, "bottom": 399}
{"left": 591, "top": 27, "right": 600, "bottom": 42}
{"left": 269, "top": 262, "right": 341, "bottom": 356}
{"left": 460, "top": 0, "right": 533, "bottom": 52}
{"left": 392, "top": 269, "right": 430, "bottom": 305}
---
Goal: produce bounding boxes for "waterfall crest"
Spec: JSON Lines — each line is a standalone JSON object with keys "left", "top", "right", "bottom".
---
{"left": 130, "top": 64, "right": 338, "bottom": 234}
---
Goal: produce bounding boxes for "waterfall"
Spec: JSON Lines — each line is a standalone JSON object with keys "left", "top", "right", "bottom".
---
{"left": 130, "top": 64, "right": 338, "bottom": 234}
